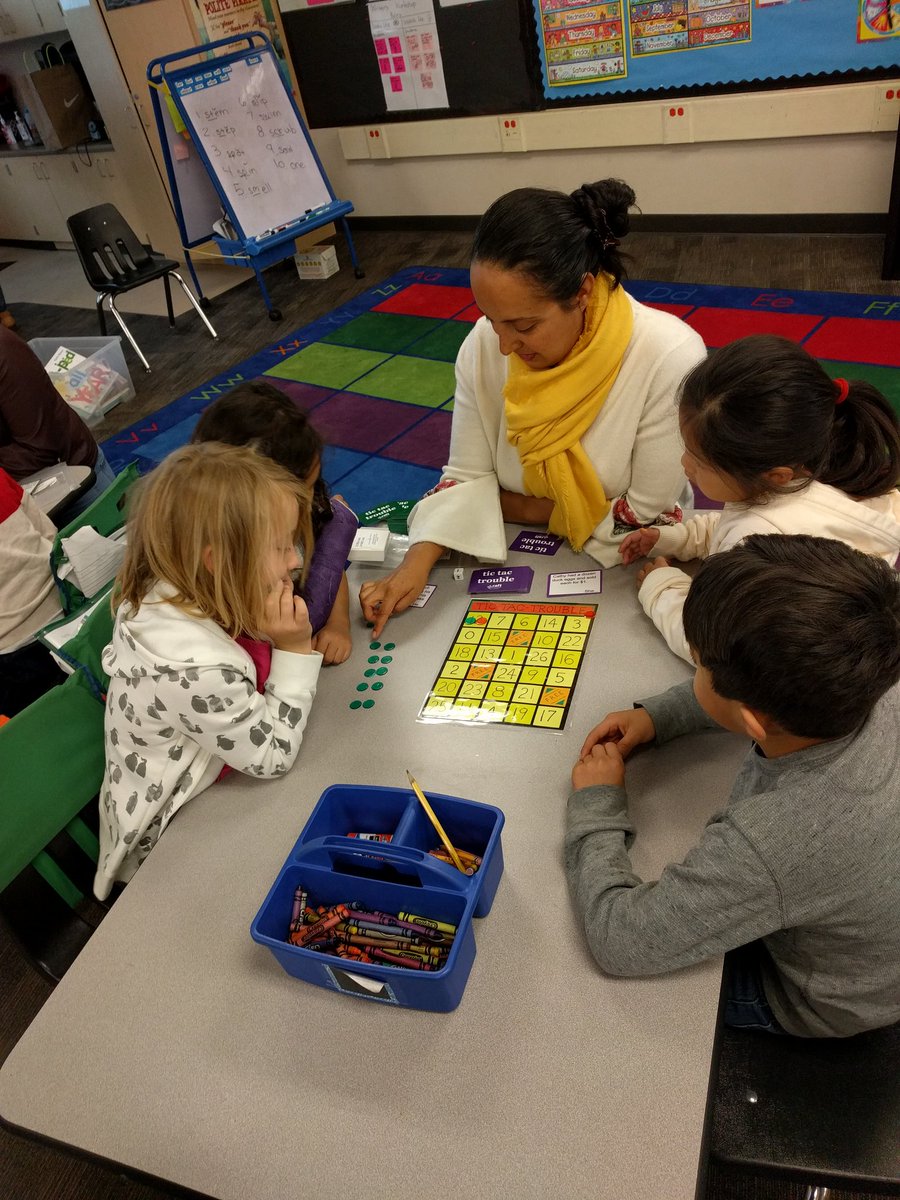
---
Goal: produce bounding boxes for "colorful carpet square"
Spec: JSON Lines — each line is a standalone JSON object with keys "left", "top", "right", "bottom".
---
{"left": 103, "top": 267, "right": 900, "bottom": 519}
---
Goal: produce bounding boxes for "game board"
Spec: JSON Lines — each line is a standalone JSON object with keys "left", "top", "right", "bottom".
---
{"left": 103, "top": 267, "right": 900, "bottom": 520}
{"left": 419, "top": 600, "right": 597, "bottom": 730}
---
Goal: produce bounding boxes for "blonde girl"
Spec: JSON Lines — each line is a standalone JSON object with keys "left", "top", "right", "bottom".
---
{"left": 95, "top": 442, "right": 321, "bottom": 899}
{"left": 622, "top": 334, "right": 900, "bottom": 663}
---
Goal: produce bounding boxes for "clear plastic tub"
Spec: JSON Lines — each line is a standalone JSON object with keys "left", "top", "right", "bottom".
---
{"left": 29, "top": 335, "right": 135, "bottom": 427}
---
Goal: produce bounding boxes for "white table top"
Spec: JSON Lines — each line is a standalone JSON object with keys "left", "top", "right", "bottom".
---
{"left": 0, "top": 535, "right": 750, "bottom": 1200}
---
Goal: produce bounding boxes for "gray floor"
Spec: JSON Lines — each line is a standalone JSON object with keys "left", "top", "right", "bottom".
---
{"left": 1, "top": 227, "right": 897, "bottom": 1200}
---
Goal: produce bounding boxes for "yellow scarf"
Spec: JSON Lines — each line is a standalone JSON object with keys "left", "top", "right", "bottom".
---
{"left": 504, "top": 278, "right": 634, "bottom": 551}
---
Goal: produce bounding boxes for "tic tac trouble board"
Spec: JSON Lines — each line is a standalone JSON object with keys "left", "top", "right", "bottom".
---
{"left": 419, "top": 601, "right": 597, "bottom": 730}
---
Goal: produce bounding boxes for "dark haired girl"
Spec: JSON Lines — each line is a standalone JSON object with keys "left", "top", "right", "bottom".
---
{"left": 360, "top": 180, "right": 706, "bottom": 637}
{"left": 621, "top": 334, "right": 900, "bottom": 662}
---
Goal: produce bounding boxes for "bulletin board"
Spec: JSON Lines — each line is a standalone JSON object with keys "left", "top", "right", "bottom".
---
{"left": 283, "top": 0, "right": 900, "bottom": 129}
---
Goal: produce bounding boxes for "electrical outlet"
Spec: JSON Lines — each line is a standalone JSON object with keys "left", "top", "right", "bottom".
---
{"left": 872, "top": 87, "right": 900, "bottom": 133}
{"left": 661, "top": 103, "right": 692, "bottom": 144}
{"left": 498, "top": 116, "right": 526, "bottom": 152}
{"left": 365, "top": 127, "right": 390, "bottom": 159}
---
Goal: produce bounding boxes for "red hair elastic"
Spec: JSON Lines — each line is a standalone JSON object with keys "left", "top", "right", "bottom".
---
{"left": 833, "top": 378, "right": 850, "bottom": 405}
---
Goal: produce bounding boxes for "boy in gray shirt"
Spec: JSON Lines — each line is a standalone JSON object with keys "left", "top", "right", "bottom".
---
{"left": 566, "top": 534, "right": 900, "bottom": 1038}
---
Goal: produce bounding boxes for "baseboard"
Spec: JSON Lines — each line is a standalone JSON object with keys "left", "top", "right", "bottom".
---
{"left": 347, "top": 213, "right": 888, "bottom": 235}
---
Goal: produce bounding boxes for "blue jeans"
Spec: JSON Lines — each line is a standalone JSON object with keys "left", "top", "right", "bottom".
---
{"left": 723, "top": 942, "right": 786, "bottom": 1034}
{"left": 57, "top": 446, "right": 117, "bottom": 522}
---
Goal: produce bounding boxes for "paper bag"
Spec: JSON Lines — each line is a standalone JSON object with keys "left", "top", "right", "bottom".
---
{"left": 20, "top": 65, "right": 92, "bottom": 151}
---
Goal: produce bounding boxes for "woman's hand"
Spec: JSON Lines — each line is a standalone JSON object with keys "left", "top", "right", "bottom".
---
{"left": 572, "top": 741, "right": 626, "bottom": 791}
{"left": 500, "top": 490, "right": 554, "bottom": 527}
{"left": 636, "top": 556, "right": 672, "bottom": 586}
{"left": 579, "top": 707, "right": 655, "bottom": 760}
{"left": 619, "top": 526, "right": 660, "bottom": 565}
{"left": 262, "top": 581, "right": 313, "bottom": 654}
{"left": 358, "top": 542, "right": 443, "bottom": 638}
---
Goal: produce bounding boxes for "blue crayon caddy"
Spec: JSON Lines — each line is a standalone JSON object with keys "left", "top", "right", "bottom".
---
{"left": 251, "top": 784, "right": 504, "bottom": 1011}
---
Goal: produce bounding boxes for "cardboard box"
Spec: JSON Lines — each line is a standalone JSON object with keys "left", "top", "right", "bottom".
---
{"left": 294, "top": 243, "right": 339, "bottom": 280}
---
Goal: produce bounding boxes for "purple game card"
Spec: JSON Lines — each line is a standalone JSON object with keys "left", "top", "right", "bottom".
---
{"left": 468, "top": 566, "right": 534, "bottom": 594}
{"left": 509, "top": 530, "right": 563, "bottom": 556}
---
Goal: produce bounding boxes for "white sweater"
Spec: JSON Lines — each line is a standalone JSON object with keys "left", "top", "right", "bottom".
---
{"left": 641, "top": 482, "right": 900, "bottom": 663}
{"left": 95, "top": 584, "right": 322, "bottom": 899}
{"left": 406, "top": 294, "right": 707, "bottom": 567}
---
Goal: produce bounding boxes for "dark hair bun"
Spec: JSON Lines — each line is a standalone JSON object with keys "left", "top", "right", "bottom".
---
{"left": 571, "top": 179, "right": 636, "bottom": 241}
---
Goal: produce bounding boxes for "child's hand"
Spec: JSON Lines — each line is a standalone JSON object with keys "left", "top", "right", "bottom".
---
{"left": 262, "top": 581, "right": 313, "bottom": 654}
{"left": 312, "top": 621, "right": 351, "bottom": 665}
{"left": 619, "top": 527, "right": 660, "bottom": 565}
{"left": 636, "top": 556, "right": 671, "bottom": 586}
{"left": 572, "top": 741, "right": 626, "bottom": 790}
{"left": 580, "top": 707, "right": 655, "bottom": 759}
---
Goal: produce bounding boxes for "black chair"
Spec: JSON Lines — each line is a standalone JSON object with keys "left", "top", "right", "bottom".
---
{"left": 66, "top": 203, "right": 217, "bottom": 373}
{"left": 708, "top": 1023, "right": 900, "bottom": 1198}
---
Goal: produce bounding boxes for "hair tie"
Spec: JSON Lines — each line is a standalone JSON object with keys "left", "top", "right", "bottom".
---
{"left": 833, "top": 378, "right": 850, "bottom": 405}
{"left": 588, "top": 208, "right": 618, "bottom": 251}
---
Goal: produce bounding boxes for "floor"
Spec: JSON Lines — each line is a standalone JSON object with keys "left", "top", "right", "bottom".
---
{"left": 1, "top": 227, "right": 897, "bottom": 1200}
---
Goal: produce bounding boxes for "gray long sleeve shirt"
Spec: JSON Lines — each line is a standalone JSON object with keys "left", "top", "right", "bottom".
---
{"left": 565, "top": 680, "right": 900, "bottom": 1038}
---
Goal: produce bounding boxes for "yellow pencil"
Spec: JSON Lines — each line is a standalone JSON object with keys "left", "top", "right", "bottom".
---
{"left": 405, "top": 770, "right": 467, "bottom": 873}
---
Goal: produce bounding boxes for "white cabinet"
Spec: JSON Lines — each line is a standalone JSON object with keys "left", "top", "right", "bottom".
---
{"left": 43, "top": 150, "right": 144, "bottom": 237}
{"left": 0, "top": 0, "right": 63, "bottom": 39}
{"left": 0, "top": 157, "right": 67, "bottom": 240}
{"left": 30, "top": 0, "right": 65, "bottom": 32}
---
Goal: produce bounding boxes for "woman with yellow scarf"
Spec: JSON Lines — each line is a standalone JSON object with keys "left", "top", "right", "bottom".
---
{"left": 360, "top": 179, "right": 706, "bottom": 637}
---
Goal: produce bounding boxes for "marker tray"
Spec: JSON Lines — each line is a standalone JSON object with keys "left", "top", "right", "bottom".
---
{"left": 251, "top": 784, "right": 504, "bottom": 1011}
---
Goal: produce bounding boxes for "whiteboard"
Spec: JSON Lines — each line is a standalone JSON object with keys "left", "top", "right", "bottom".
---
{"left": 173, "top": 51, "right": 332, "bottom": 241}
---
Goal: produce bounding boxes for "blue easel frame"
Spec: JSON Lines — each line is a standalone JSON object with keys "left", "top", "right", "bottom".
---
{"left": 147, "top": 33, "right": 363, "bottom": 321}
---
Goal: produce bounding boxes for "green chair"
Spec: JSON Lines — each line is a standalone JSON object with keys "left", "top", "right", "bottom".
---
{"left": 50, "top": 462, "right": 139, "bottom": 616}
{"left": 0, "top": 670, "right": 109, "bottom": 982}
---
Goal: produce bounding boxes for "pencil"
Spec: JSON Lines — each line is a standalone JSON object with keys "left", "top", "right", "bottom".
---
{"left": 405, "top": 770, "right": 467, "bottom": 873}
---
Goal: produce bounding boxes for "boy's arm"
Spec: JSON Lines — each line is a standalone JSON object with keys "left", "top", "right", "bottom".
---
{"left": 565, "top": 785, "right": 784, "bottom": 976}
{"left": 638, "top": 678, "right": 721, "bottom": 742}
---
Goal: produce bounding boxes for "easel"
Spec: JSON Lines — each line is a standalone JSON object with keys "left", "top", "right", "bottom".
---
{"left": 147, "top": 33, "right": 364, "bottom": 321}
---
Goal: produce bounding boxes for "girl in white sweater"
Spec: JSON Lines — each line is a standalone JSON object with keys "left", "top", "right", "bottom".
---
{"left": 95, "top": 443, "right": 323, "bottom": 899}
{"left": 623, "top": 334, "right": 900, "bottom": 663}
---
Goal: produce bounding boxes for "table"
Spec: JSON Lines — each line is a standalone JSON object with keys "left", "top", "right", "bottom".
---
{"left": 20, "top": 463, "right": 94, "bottom": 520}
{"left": 0, "top": 536, "right": 750, "bottom": 1200}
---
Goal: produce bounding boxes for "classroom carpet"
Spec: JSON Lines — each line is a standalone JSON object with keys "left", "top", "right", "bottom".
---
{"left": 101, "top": 265, "right": 900, "bottom": 516}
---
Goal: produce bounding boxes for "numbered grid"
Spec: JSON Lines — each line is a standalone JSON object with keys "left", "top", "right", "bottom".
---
{"left": 418, "top": 601, "right": 597, "bottom": 730}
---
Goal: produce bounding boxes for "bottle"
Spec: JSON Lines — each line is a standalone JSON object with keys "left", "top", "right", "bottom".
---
{"left": 13, "top": 111, "right": 33, "bottom": 146}
{"left": 22, "top": 107, "right": 41, "bottom": 145}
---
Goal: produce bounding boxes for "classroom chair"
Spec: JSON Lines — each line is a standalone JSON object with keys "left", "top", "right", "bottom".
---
{"left": 66, "top": 203, "right": 218, "bottom": 372}
{"left": 0, "top": 671, "right": 109, "bottom": 983}
{"left": 707, "top": 1022, "right": 900, "bottom": 1198}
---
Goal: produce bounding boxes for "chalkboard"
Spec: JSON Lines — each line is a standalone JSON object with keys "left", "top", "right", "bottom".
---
{"left": 171, "top": 48, "right": 333, "bottom": 240}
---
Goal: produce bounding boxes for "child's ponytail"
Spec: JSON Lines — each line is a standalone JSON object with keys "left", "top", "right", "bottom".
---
{"left": 822, "top": 379, "right": 900, "bottom": 499}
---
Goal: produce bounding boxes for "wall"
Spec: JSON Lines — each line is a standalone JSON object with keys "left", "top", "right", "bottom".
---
{"left": 314, "top": 81, "right": 900, "bottom": 220}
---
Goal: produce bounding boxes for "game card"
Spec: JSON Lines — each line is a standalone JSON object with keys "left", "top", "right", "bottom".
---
{"left": 411, "top": 584, "right": 436, "bottom": 608}
{"left": 418, "top": 600, "right": 597, "bottom": 731}
{"left": 509, "top": 530, "right": 563, "bottom": 556}
{"left": 547, "top": 570, "right": 603, "bottom": 597}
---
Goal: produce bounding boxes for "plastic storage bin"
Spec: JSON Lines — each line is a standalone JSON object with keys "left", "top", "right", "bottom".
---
{"left": 29, "top": 336, "right": 135, "bottom": 426}
{"left": 251, "top": 784, "right": 505, "bottom": 1011}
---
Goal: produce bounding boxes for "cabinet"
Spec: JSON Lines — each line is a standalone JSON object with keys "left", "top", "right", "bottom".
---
{"left": 0, "top": 0, "right": 63, "bottom": 41}
{"left": 43, "top": 151, "right": 144, "bottom": 234}
{"left": 0, "top": 157, "right": 67, "bottom": 240}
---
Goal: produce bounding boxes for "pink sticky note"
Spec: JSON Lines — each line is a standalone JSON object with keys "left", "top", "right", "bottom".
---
{"left": 390, "top": 75, "right": 403, "bottom": 92}
{"left": 374, "top": 37, "right": 388, "bottom": 54}
{"left": 389, "top": 36, "right": 402, "bottom": 53}
{"left": 392, "top": 55, "right": 406, "bottom": 72}
{"left": 378, "top": 56, "right": 391, "bottom": 73}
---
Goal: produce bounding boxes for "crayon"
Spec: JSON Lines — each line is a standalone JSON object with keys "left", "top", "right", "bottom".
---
{"left": 370, "top": 948, "right": 435, "bottom": 970}
{"left": 347, "top": 832, "right": 394, "bottom": 843}
{"left": 294, "top": 904, "right": 350, "bottom": 946}
{"left": 428, "top": 851, "right": 476, "bottom": 875}
{"left": 289, "top": 887, "right": 308, "bottom": 929}
{"left": 347, "top": 907, "right": 446, "bottom": 941}
{"left": 397, "top": 912, "right": 458, "bottom": 936}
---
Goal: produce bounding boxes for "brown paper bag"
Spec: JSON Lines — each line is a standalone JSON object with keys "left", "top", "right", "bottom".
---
{"left": 20, "top": 65, "right": 92, "bottom": 151}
